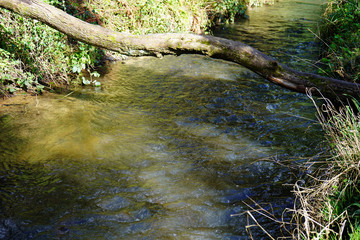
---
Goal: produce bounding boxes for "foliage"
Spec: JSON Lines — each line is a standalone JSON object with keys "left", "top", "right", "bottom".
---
{"left": 0, "top": 1, "right": 103, "bottom": 95}
{"left": 71, "top": 0, "right": 249, "bottom": 35}
{"left": 319, "top": 0, "right": 360, "bottom": 82}
{"left": 0, "top": 49, "right": 37, "bottom": 96}
{"left": 85, "top": 0, "right": 205, "bottom": 34}
{"left": 245, "top": 0, "right": 275, "bottom": 8}
{"left": 206, "top": 0, "right": 247, "bottom": 25}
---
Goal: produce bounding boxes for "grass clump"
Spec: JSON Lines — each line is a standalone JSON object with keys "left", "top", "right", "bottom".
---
{"left": 85, "top": 0, "right": 208, "bottom": 34}
{"left": 292, "top": 94, "right": 360, "bottom": 239}
{"left": 319, "top": 0, "right": 360, "bottom": 82}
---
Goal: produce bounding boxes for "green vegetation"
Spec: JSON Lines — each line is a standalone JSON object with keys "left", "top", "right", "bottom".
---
{"left": 83, "top": 0, "right": 209, "bottom": 34}
{"left": 0, "top": 3, "right": 103, "bottom": 96}
{"left": 293, "top": 96, "right": 360, "bottom": 239}
{"left": 246, "top": 0, "right": 275, "bottom": 8}
{"left": 319, "top": 0, "right": 360, "bottom": 82}
{"left": 293, "top": 1, "right": 360, "bottom": 239}
{"left": 0, "top": 0, "right": 252, "bottom": 97}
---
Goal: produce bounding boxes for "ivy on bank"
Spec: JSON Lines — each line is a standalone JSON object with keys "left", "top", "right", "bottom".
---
{"left": 0, "top": 5, "right": 102, "bottom": 96}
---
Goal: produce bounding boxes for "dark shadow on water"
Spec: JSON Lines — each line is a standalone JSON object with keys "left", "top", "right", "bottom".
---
{"left": 0, "top": 0, "right": 327, "bottom": 238}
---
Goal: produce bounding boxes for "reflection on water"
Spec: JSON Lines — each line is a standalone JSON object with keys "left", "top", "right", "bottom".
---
{"left": 214, "top": 0, "right": 325, "bottom": 71}
{"left": 0, "top": 0, "right": 325, "bottom": 239}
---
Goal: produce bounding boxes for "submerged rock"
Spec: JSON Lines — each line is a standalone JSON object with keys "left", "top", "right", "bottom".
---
{"left": 97, "top": 195, "right": 131, "bottom": 211}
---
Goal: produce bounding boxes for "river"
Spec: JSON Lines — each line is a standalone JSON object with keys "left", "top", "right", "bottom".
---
{"left": 0, "top": 0, "right": 325, "bottom": 239}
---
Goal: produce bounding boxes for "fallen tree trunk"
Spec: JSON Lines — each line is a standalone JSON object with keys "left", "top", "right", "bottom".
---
{"left": 1, "top": 0, "right": 360, "bottom": 100}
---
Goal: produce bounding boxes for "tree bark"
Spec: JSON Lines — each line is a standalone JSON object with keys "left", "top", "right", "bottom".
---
{"left": 1, "top": 0, "right": 360, "bottom": 100}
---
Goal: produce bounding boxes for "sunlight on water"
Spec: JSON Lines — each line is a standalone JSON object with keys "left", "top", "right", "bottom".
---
{"left": 0, "top": 54, "right": 321, "bottom": 239}
{"left": 0, "top": 0, "right": 326, "bottom": 238}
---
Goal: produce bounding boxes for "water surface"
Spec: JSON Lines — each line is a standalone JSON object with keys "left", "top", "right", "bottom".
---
{"left": 0, "top": 0, "right": 325, "bottom": 239}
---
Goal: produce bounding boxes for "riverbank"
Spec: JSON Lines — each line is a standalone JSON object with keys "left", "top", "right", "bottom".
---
{"left": 293, "top": 1, "right": 360, "bottom": 239}
{"left": 318, "top": 0, "right": 360, "bottom": 82}
{"left": 293, "top": 95, "right": 360, "bottom": 239}
{"left": 1, "top": 0, "right": 278, "bottom": 98}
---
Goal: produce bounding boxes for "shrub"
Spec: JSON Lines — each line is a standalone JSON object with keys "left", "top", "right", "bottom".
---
{"left": 207, "top": 0, "right": 247, "bottom": 25}
{"left": 0, "top": 48, "right": 38, "bottom": 96}
{"left": 319, "top": 0, "right": 360, "bottom": 82}
{"left": 0, "top": 1, "right": 103, "bottom": 95}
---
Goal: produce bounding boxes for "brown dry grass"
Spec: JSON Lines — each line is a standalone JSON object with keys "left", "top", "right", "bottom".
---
{"left": 291, "top": 89, "right": 360, "bottom": 239}
{"left": 241, "top": 89, "right": 360, "bottom": 239}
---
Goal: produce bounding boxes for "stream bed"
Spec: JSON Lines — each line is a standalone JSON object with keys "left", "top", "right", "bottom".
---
{"left": 0, "top": 0, "right": 326, "bottom": 239}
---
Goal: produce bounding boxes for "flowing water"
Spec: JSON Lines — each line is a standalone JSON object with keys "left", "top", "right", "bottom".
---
{"left": 0, "top": 1, "right": 326, "bottom": 239}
